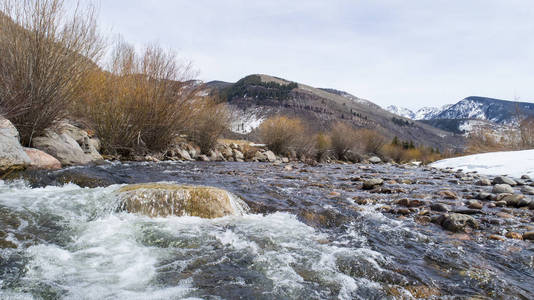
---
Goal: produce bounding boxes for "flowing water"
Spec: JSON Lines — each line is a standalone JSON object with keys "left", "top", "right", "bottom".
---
{"left": 0, "top": 161, "right": 533, "bottom": 299}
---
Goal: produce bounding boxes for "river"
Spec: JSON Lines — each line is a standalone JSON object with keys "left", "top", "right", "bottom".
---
{"left": 0, "top": 161, "right": 533, "bottom": 299}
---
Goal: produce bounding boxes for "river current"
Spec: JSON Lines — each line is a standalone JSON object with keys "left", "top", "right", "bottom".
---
{"left": 0, "top": 161, "right": 533, "bottom": 299}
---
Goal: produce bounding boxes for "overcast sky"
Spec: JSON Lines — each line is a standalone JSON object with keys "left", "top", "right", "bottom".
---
{"left": 90, "top": 0, "right": 534, "bottom": 109}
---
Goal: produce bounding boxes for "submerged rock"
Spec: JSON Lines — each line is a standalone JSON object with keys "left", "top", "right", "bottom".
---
{"left": 117, "top": 183, "right": 249, "bottom": 218}
{"left": 362, "top": 178, "right": 384, "bottom": 190}
{"left": 438, "top": 213, "right": 479, "bottom": 232}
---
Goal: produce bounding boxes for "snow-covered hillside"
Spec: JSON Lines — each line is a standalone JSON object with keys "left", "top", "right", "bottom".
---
{"left": 436, "top": 98, "right": 487, "bottom": 120}
{"left": 431, "top": 149, "right": 534, "bottom": 178}
{"left": 414, "top": 105, "right": 451, "bottom": 120}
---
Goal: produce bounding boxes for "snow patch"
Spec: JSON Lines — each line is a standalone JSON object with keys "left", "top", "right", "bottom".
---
{"left": 229, "top": 107, "right": 265, "bottom": 134}
{"left": 431, "top": 149, "right": 534, "bottom": 178}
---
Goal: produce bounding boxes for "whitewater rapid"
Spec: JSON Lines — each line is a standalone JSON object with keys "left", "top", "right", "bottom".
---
{"left": 0, "top": 180, "right": 387, "bottom": 299}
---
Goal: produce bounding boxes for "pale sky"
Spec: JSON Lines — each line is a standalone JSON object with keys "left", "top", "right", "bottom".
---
{"left": 90, "top": 0, "right": 534, "bottom": 109}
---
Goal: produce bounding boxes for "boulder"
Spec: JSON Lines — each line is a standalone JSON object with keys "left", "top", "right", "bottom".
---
{"left": 117, "top": 183, "right": 249, "bottom": 218}
{"left": 233, "top": 149, "right": 244, "bottom": 161}
{"left": 209, "top": 150, "right": 225, "bottom": 161}
{"left": 492, "top": 176, "right": 517, "bottom": 186}
{"left": 24, "top": 148, "right": 61, "bottom": 170}
{"left": 475, "top": 178, "right": 492, "bottom": 186}
{"left": 439, "top": 213, "right": 479, "bottom": 232}
{"left": 60, "top": 123, "right": 102, "bottom": 161}
{"left": 521, "top": 186, "right": 534, "bottom": 195}
{"left": 492, "top": 184, "right": 514, "bottom": 194}
{"left": 221, "top": 147, "right": 233, "bottom": 159}
{"left": 33, "top": 131, "right": 93, "bottom": 166}
{"left": 264, "top": 150, "right": 277, "bottom": 162}
{"left": 0, "top": 116, "right": 31, "bottom": 173}
{"left": 32, "top": 123, "right": 103, "bottom": 166}
{"left": 368, "top": 156, "right": 382, "bottom": 164}
{"left": 0, "top": 116, "right": 19, "bottom": 139}
{"left": 176, "top": 148, "right": 193, "bottom": 161}
{"left": 439, "top": 190, "right": 459, "bottom": 200}
{"left": 198, "top": 155, "right": 210, "bottom": 162}
{"left": 466, "top": 200, "right": 483, "bottom": 209}
{"left": 253, "top": 151, "right": 269, "bottom": 162}
{"left": 501, "top": 194, "right": 525, "bottom": 207}
{"left": 523, "top": 231, "right": 534, "bottom": 241}
{"left": 430, "top": 203, "right": 451, "bottom": 212}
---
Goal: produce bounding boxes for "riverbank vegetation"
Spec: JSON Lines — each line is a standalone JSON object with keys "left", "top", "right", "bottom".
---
{"left": 0, "top": 0, "right": 230, "bottom": 157}
{"left": 257, "top": 116, "right": 446, "bottom": 163}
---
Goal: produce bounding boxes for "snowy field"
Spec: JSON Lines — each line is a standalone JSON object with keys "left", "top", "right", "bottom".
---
{"left": 430, "top": 149, "right": 534, "bottom": 178}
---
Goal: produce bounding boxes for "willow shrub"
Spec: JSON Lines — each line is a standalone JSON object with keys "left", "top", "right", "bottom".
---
{"left": 79, "top": 41, "right": 196, "bottom": 155}
{"left": 0, "top": 0, "right": 104, "bottom": 145}
{"left": 258, "top": 116, "right": 309, "bottom": 156}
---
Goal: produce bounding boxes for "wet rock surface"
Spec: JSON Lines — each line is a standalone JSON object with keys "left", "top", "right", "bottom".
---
{"left": 1, "top": 161, "right": 534, "bottom": 299}
{"left": 117, "top": 183, "right": 248, "bottom": 218}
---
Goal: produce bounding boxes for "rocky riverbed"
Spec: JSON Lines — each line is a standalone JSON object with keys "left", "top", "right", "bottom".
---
{"left": 1, "top": 161, "right": 533, "bottom": 299}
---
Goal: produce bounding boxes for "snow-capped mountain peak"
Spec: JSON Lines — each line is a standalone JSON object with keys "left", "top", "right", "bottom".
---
{"left": 386, "top": 105, "right": 415, "bottom": 119}
{"left": 386, "top": 104, "right": 452, "bottom": 120}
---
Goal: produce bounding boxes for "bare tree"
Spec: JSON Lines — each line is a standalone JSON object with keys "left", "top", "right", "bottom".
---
{"left": 0, "top": 0, "right": 104, "bottom": 145}
{"left": 520, "top": 116, "right": 534, "bottom": 148}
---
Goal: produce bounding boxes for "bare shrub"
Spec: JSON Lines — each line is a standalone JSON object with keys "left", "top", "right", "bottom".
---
{"left": 79, "top": 40, "right": 196, "bottom": 155}
{"left": 358, "top": 129, "right": 386, "bottom": 154}
{"left": 314, "top": 133, "right": 332, "bottom": 161}
{"left": 258, "top": 116, "right": 308, "bottom": 155}
{"left": 185, "top": 98, "right": 231, "bottom": 154}
{"left": 0, "top": 0, "right": 104, "bottom": 145}
{"left": 329, "top": 122, "right": 359, "bottom": 159}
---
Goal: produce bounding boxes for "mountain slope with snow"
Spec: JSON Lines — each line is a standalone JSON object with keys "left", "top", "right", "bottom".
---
{"left": 435, "top": 96, "right": 534, "bottom": 124}
{"left": 431, "top": 149, "right": 534, "bottom": 178}
{"left": 386, "top": 106, "right": 415, "bottom": 119}
{"left": 386, "top": 105, "right": 451, "bottom": 120}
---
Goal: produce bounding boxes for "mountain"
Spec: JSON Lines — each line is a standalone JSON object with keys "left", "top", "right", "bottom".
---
{"left": 389, "top": 96, "right": 534, "bottom": 125}
{"left": 387, "top": 96, "right": 534, "bottom": 136}
{"left": 386, "top": 106, "right": 415, "bottom": 119}
{"left": 386, "top": 105, "right": 452, "bottom": 120}
{"left": 434, "top": 96, "right": 534, "bottom": 124}
{"left": 206, "top": 74, "right": 465, "bottom": 151}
